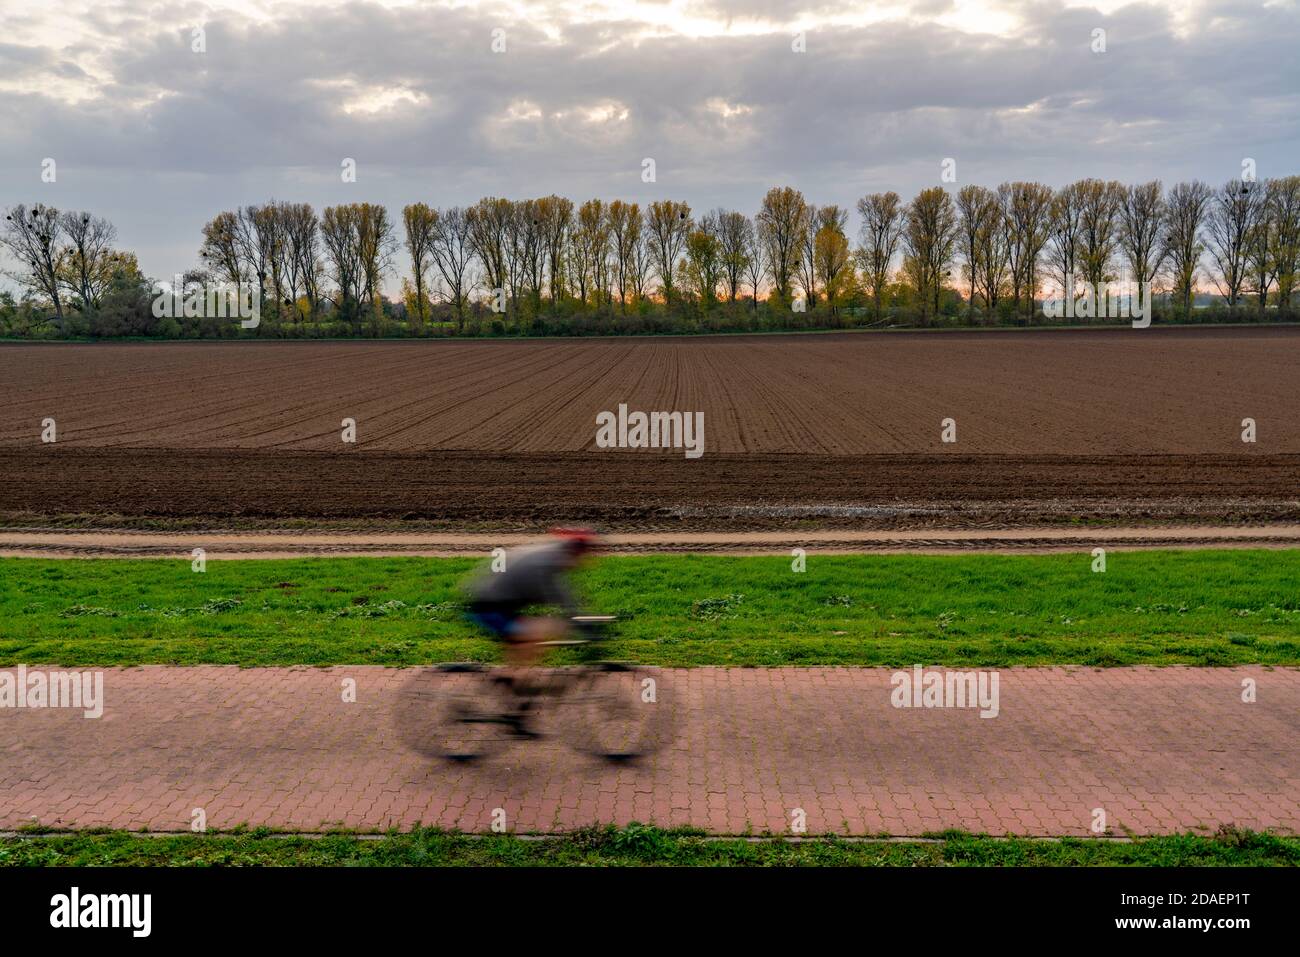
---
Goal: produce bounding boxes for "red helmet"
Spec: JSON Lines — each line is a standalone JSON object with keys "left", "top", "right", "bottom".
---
{"left": 550, "top": 527, "right": 600, "bottom": 552}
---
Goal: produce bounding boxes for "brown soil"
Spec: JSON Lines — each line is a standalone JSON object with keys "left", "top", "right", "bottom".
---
{"left": 2, "top": 329, "right": 1297, "bottom": 530}
{"left": 4, "top": 327, "right": 1298, "bottom": 454}
{"left": 1, "top": 449, "right": 1296, "bottom": 528}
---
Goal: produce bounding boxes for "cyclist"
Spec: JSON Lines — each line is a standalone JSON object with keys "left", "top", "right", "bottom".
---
{"left": 465, "top": 528, "right": 601, "bottom": 671}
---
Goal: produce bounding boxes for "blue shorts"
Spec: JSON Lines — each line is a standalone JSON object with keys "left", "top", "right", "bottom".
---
{"left": 468, "top": 608, "right": 523, "bottom": 641}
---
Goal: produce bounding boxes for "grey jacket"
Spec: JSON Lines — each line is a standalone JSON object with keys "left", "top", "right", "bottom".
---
{"left": 466, "top": 541, "right": 579, "bottom": 617}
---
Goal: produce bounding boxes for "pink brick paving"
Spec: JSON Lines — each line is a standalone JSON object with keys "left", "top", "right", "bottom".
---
{"left": 1, "top": 666, "right": 1296, "bottom": 836}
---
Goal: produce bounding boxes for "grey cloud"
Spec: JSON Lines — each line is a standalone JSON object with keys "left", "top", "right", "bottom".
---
{"left": 0, "top": 0, "right": 1295, "bottom": 283}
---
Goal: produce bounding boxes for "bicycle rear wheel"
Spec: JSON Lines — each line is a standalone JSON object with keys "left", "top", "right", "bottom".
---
{"left": 393, "top": 664, "right": 514, "bottom": 763}
{"left": 562, "top": 663, "right": 671, "bottom": 762}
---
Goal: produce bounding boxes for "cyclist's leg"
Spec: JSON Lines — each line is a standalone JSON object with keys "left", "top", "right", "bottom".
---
{"left": 488, "top": 617, "right": 565, "bottom": 737}
{"left": 466, "top": 607, "right": 534, "bottom": 684}
{"left": 504, "top": 615, "right": 567, "bottom": 668}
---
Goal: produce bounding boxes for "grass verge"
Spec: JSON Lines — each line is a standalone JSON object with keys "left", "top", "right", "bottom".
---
{"left": 2, "top": 825, "right": 1295, "bottom": 867}
{"left": 2, "top": 551, "right": 1299, "bottom": 667}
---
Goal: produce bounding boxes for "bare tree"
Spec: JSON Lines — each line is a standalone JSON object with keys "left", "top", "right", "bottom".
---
{"left": 467, "top": 197, "right": 513, "bottom": 313}
{"left": 430, "top": 206, "right": 476, "bottom": 330}
{"left": 570, "top": 199, "right": 608, "bottom": 307}
{"left": 1002, "top": 182, "right": 1054, "bottom": 322}
{"left": 199, "top": 210, "right": 247, "bottom": 289}
{"left": 903, "top": 187, "right": 959, "bottom": 325}
{"left": 280, "top": 203, "right": 321, "bottom": 321}
{"left": 1268, "top": 175, "right": 1300, "bottom": 310}
{"left": 566, "top": 203, "right": 590, "bottom": 306}
{"left": 684, "top": 214, "right": 722, "bottom": 307}
{"left": 1246, "top": 181, "right": 1277, "bottom": 309}
{"left": 797, "top": 204, "right": 819, "bottom": 309}
{"left": 56, "top": 210, "right": 122, "bottom": 313}
{"left": 257, "top": 204, "right": 293, "bottom": 316}
{"left": 743, "top": 225, "right": 767, "bottom": 312}
{"left": 975, "top": 191, "right": 1010, "bottom": 314}
{"left": 813, "top": 221, "right": 851, "bottom": 316}
{"left": 1119, "top": 181, "right": 1167, "bottom": 292}
{"left": 646, "top": 200, "right": 691, "bottom": 304}
{"left": 321, "top": 204, "right": 363, "bottom": 316}
{"left": 583, "top": 200, "right": 611, "bottom": 307}
{"left": 536, "top": 195, "right": 573, "bottom": 309}
{"left": 628, "top": 215, "right": 652, "bottom": 304}
{"left": 714, "top": 209, "right": 752, "bottom": 303}
{"left": 1163, "top": 180, "right": 1213, "bottom": 319}
{"left": 516, "top": 199, "right": 547, "bottom": 313}
{"left": 756, "top": 186, "right": 808, "bottom": 304}
{"left": 503, "top": 201, "right": 530, "bottom": 319}
{"left": 1205, "top": 179, "right": 1260, "bottom": 308}
{"left": 956, "top": 185, "right": 999, "bottom": 318}
{"left": 241, "top": 204, "right": 277, "bottom": 309}
{"left": 1046, "top": 181, "right": 1084, "bottom": 305}
{"left": 855, "top": 191, "right": 904, "bottom": 322}
{"left": 799, "top": 205, "right": 846, "bottom": 310}
{"left": 1077, "top": 179, "right": 1125, "bottom": 290}
{"left": 353, "top": 203, "right": 396, "bottom": 325}
{"left": 607, "top": 200, "right": 642, "bottom": 311}
{"left": 1, "top": 204, "right": 65, "bottom": 328}
{"left": 402, "top": 203, "right": 437, "bottom": 326}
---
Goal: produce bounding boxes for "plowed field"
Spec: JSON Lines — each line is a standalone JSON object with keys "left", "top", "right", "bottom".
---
{"left": 2, "top": 327, "right": 1297, "bottom": 530}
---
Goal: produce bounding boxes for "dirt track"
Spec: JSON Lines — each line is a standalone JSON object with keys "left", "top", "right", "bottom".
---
{"left": 5, "top": 524, "right": 1300, "bottom": 557}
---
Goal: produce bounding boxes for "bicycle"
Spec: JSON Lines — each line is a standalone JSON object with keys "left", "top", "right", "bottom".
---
{"left": 393, "top": 616, "right": 670, "bottom": 763}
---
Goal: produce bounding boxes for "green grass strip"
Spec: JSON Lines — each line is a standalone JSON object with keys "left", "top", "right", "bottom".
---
{"left": 2, "top": 551, "right": 1299, "bottom": 668}
{"left": 2, "top": 825, "right": 1295, "bottom": 867}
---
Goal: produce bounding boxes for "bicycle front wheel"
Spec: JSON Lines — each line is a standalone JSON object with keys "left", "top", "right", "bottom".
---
{"left": 562, "top": 663, "right": 672, "bottom": 762}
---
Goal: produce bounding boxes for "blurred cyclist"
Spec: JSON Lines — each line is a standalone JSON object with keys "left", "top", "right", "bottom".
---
{"left": 465, "top": 528, "right": 601, "bottom": 671}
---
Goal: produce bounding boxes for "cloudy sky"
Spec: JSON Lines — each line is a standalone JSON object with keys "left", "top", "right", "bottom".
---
{"left": 0, "top": 0, "right": 1297, "bottom": 284}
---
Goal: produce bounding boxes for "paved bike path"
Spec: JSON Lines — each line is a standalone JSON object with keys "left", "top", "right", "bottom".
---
{"left": 2, "top": 666, "right": 1296, "bottom": 836}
